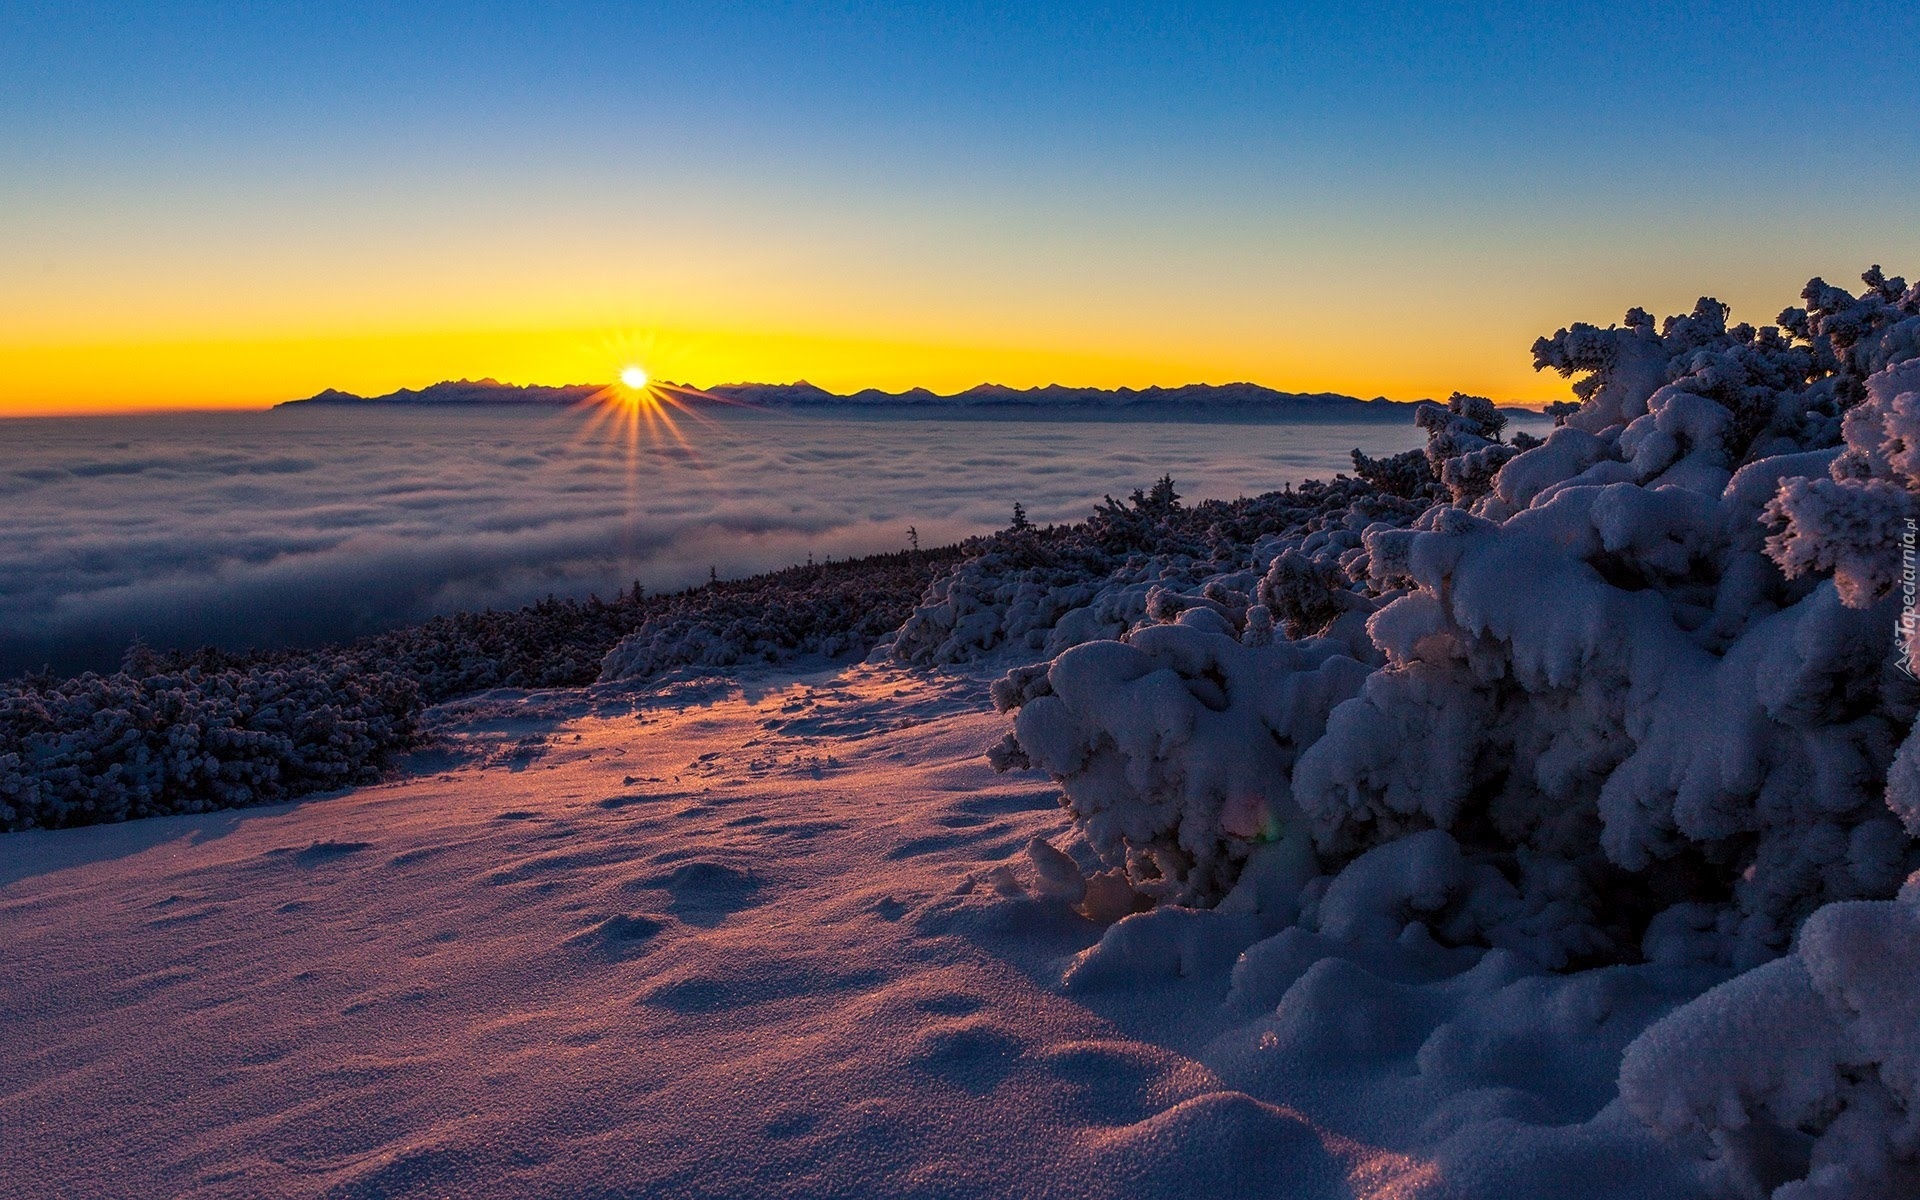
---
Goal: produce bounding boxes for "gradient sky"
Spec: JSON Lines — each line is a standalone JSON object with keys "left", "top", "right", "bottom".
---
{"left": 3, "top": 0, "right": 1917, "bottom": 414}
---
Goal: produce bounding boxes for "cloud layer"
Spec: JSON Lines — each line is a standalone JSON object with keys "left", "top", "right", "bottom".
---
{"left": 0, "top": 406, "right": 1482, "bottom": 676}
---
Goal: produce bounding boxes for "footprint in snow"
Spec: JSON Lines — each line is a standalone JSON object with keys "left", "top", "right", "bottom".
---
{"left": 567, "top": 914, "right": 667, "bottom": 961}
{"left": 1037, "top": 1039, "right": 1215, "bottom": 1126}
{"left": 630, "top": 860, "right": 762, "bottom": 925}
{"left": 907, "top": 1020, "right": 1028, "bottom": 1095}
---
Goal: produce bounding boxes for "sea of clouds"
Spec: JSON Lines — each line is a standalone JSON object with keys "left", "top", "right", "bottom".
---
{"left": 0, "top": 405, "right": 1478, "bottom": 676}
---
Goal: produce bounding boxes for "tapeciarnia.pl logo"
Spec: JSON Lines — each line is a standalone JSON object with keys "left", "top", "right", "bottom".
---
{"left": 1899, "top": 516, "right": 1918, "bottom": 681}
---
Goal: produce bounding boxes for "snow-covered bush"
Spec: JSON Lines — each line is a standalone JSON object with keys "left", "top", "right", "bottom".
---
{"left": 990, "top": 625, "right": 1373, "bottom": 904}
{"left": 2, "top": 547, "right": 957, "bottom": 830}
{"left": 1419, "top": 391, "right": 1519, "bottom": 504}
{"left": 1620, "top": 875, "right": 1920, "bottom": 1200}
{"left": 886, "top": 472, "right": 1435, "bottom": 667}
{"left": 982, "top": 267, "right": 1920, "bottom": 1193}
{"left": 599, "top": 550, "right": 953, "bottom": 680}
{"left": 0, "top": 654, "right": 416, "bottom": 829}
{"left": 994, "top": 267, "right": 1920, "bottom": 966}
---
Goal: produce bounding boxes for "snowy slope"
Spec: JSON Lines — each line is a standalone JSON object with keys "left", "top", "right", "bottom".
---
{"left": 3, "top": 662, "right": 1716, "bottom": 1200}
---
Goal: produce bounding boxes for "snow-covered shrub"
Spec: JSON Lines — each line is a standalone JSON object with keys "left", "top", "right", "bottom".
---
{"left": 1257, "top": 549, "right": 1352, "bottom": 640}
{"left": 2, "top": 547, "right": 958, "bottom": 830}
{"left": 990, "top": 625, "right": 1373, "bottom": 904}
{"left": 1419, "top": 392, "right": 1519, "bottom": 504}
{"left": 0, "top": 654, "right": 416, "bottom": 830}
{"left": 1349, "top": 445, "right": 1442, "bottom": 501}
{"left": 887, "top": 470, "right": 1439, "bottom": 667}
{"left": 992, "top": 267, "right": 1920, "bottom": 968}
{"left": 598, "top": 549, "right": 953, "bottom": 680}
{"left": 1619, "top": 876, "right": 1920, "bottom": 1200}
{"left": 1764, "top": 354, "right": 1920, "bottom": 616}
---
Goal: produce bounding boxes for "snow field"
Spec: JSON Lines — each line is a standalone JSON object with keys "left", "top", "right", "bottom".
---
{"left": 0, "top": 667, "right": 1460, "bottom": 1199}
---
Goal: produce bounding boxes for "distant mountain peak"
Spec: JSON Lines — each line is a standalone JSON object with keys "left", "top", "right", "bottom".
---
{"left": 280, "top": 378, "right": 1443, "bottom": 413}
{"left": 280, "top": 379, "right": 603, "bottom": 408}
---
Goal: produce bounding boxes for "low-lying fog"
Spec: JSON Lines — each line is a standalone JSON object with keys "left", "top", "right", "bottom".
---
{"left": 1, "top": 405, "right": 1526, "bottom": 675}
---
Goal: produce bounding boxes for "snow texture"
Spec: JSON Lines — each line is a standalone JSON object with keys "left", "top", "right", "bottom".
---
{"left": 0, "top": 662, "right": 1719, "bottom": 1199}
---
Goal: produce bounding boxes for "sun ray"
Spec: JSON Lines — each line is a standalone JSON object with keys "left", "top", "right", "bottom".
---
{"left": 561, "top": 330, "right": 787, "bottom": 486}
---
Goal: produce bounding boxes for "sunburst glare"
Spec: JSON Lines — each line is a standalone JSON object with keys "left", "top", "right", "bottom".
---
{"left": 570, "top": 346, "right": 763, "bottom": 475}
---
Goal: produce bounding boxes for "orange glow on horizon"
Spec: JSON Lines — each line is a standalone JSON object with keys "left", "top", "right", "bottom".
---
{"left": 0, "top": 320, "right": 1578, "bottom": 418}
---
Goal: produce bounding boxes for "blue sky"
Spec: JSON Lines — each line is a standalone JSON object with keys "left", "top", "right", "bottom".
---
{"left": 4, "top": 1, "right": 1917, "bottom": 409}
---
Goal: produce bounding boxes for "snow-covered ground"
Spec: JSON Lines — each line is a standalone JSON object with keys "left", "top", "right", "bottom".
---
{"left": 0, "top": 660, "right": 1714, "bottom": 1199}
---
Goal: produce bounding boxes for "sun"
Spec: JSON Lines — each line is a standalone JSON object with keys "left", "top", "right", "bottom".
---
{"left": 567, "top": 339, "right": 760, "bottom": 468}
